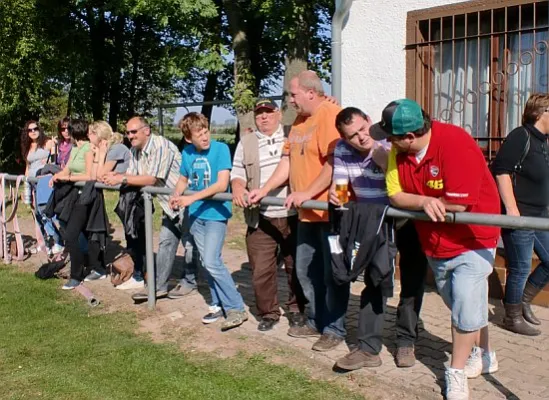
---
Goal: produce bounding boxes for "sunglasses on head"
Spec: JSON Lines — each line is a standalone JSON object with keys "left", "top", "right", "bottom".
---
{"left": 27, "top": 127, "right": 39, "bottom": 133}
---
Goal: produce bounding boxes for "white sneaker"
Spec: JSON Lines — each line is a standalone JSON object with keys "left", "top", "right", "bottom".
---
{"left": 115, "top": 277, "right": 145, "bottom": 290}
{"left": 464, "top": 346, "right": 498, "bottom": 378}
{"left": 51, "top": 244, "right": 65, "bottom": 255}
{"left": 445, "top": 368, "right": 469, "bottom": 400}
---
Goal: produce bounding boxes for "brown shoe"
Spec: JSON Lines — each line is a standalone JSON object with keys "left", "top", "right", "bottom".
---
{"left": 395, "top": 346, "right": 416, "bottom": 368}
{"left": 336, "top": 348, "right": 382, "bottom": 370}
{"left": 287, "top": 324, "right": 320, "bottom": 338}
{"left": 503, "top": 303, "right": 540, "bottom": 336}
{"left": 312, "top": 333, "right": 344, "bottom": 352}
{"left": 522, "top": 282, "right": 542, "bottom": 325}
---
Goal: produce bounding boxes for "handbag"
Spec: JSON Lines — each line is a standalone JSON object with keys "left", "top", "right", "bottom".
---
{"left": 109, "top": 251, "right": 135, "bottom": 286}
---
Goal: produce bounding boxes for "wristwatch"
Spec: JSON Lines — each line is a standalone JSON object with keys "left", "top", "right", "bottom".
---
{"left": 121, "top": 176, "right": 128, "bottom": 185}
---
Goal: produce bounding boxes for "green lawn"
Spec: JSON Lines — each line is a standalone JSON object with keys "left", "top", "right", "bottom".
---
{"left": 0, "top": 266, "right": 360, "bottom": 400}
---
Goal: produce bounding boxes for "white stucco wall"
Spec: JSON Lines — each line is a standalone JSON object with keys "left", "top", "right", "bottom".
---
{"left": 341, "top": 0, "right": 464, "bottom": 119}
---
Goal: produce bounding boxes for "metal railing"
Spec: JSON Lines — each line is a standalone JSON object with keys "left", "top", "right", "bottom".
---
{"left": 4, "top": 173, "right": 549, "bottom": 310}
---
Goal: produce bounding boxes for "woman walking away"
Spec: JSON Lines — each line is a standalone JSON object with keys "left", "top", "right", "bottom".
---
{"left": 492, "top": 93, "right": 549, "bottom": 336}
{"left": 21, "top": 120, "right": 64, "bottom": 255}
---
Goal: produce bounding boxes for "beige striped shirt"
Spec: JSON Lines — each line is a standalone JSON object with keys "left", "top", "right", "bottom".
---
{"left": 231, "top": 125, "right": 295, "bottom": 218}
{"left": 128, "top": 134, "right": 181, "bottom": 219}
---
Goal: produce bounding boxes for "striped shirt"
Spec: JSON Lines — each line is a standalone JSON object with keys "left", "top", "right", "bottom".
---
{"left": 333, "top": 139, "right": 389, "bottom": 204}
{"left": 231, "top": 125, "right": 295, "bottom": 218}
{"left": 128, "top": 134, "right": 181, "bottom": 219}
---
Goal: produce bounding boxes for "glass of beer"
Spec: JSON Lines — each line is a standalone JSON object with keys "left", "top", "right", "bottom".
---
{"left": 335, "top": 178, "right": 349, "bottom": 210}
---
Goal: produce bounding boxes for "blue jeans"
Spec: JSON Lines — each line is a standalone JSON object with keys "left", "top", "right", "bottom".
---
{"left": 190, "top": 217, "right": 245, "bottom": 312}
{"left": 502, "top": 228, "right": 549, "bottom": 305}
{"left": 296, "top": 221, "right": 349, "bottom": 338}
{"left": 155, "top": 212, "right": 197, "bottom": 292}
{"left": 427, "top": 249, "right": 494, "bottom": 332}
{"left": 35, "top": 205, "right": 62, "bottom": 247}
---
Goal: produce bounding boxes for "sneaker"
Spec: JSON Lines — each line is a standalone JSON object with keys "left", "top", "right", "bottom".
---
{"left": 167, "top": 284, "right": 196, "bottom": 299}
{"left": 131, "top": 290, "right": 168, "bottom": 301}
{"left": 336, "top": 348, "right": 382, "bottom": 370}
{"left": 312, "top": 333, "right": 344, "bottom": 352}
{"left": 286, "top": 312, "right": 305, "bottom": 328}
{"left": 464, "top": 346, "right": 498, "bottom": 378}
{"left": 395, "top": 346, "right": 416, "bottom": 368}
{"left": 84, "top": 270, "right": 107, "bottom": 282}
{"left": 202, "top": 306, "right": 223, "bottom": 324}
{"left": 287, "top": 324, "right": 321, "bottom": 338}
{"left": 62, "top": 279, "right": 81, "bottom": 290}
{"left": 116, "top": 277, "right": 145, "bottom": 290}
{"left": 445, "top": 368, "right": 469, "bottom": 400}
{"left": 51, "top": 244, "right": 65, "bottom": 255}
{"left": 221, "top": 310, "right": 248, "bottom": 331}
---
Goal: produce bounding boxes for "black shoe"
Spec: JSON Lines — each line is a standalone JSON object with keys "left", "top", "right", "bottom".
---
{"left": 287, "top": 312, "right": 305, "bottom": 328}
{"left": 258, "top": 318, "right": 278, "bottom": 332}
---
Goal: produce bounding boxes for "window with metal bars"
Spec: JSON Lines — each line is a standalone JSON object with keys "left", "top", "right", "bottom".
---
{"left": 406, "top": 0, "right": 549, "bottom": 160}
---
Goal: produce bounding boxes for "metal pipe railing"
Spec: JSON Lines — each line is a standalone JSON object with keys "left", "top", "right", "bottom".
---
{"left": 4, "top": 173, "right": 549, "bottom": 309}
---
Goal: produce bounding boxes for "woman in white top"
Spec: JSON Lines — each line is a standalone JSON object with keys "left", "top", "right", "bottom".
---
{"left": 21, "top": 120, "right": 64, "bottom": 255}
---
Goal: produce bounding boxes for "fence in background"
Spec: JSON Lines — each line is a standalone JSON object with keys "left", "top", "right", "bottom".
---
{"left": 4, "top": 173, "right": 549, "bottom": 310}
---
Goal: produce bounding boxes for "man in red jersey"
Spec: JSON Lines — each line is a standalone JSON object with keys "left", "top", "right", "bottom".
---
{"left": 371, "top": 99, "right": 500, "bottom": 400}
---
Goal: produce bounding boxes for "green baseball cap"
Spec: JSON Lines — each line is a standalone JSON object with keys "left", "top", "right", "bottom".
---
{"left": 369, "top": 99, "right": 425, "bottom": 140}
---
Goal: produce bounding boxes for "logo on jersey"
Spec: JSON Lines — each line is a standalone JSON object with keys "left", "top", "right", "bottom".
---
{"left": 426, "top": 179, "right": 444, "bottom": 190}
{"left": 430, "top": 165, "right": 440, "bottom": 177}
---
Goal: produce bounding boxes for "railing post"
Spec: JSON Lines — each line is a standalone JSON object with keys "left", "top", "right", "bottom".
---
{"left": 143, "top": 191, "right": 156, "bottom": 310}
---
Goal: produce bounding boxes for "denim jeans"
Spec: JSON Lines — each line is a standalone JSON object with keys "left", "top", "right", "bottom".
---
{"left": 502, "top": 228, "right": 549, "bottom": 305}
{"left": 154, "top": 211, "right": 197, "bottom": 292}
{"left": 190, "top": 217, "right": 245, "bottom": 312}
{"left": 427, "top": 249, "right": 495, "bottom": 331}
{"left": 35, "top": 205, "right": 62, "bottom": 247}
{"left": 296, "top": 221, "right": 348, "bottom": 338}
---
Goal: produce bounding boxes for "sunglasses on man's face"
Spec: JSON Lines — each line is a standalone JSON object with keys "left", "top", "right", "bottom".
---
{"left": 28, "top": 127, "right": 39, "bottom": 133}
{"left": 126, "top": 126, "right": 144, "bottom": 135}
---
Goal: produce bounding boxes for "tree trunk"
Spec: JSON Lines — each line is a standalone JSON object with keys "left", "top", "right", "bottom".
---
{"left": 108, "top": 15, "right": 126, "bottom": 129}
{"left": 87, "top": 6, "right": 108, "bottom": 120}
{"left": 281, "top": 0, "right": 314, "bottom": 126}
{"left": 201, "top": 71, "right": 218, "bottom": 122}
{"left": 127, "top": 19, "right": 143, "bottom": 118}
{"left": 222, "top": 0, "right": 256, "bottom": 133}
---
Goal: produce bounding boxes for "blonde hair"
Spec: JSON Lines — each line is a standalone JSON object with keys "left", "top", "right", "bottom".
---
{"left": 178, "top": 112, "right": 209, "bottom": 140}
{"left": 522, "top": 93, "right": 549, "bottom": 125}
{"left": 90, "top": 120, "right": 122, "bottom": 149}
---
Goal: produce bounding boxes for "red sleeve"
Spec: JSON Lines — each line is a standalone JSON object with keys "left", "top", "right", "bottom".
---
{"left": 442, "top": 138, "right": 483, "bottom": 206}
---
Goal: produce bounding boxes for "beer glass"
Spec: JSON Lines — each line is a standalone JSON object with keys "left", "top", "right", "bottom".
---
{"left": 334, "top": 178, "right": 349, "bottom": 210}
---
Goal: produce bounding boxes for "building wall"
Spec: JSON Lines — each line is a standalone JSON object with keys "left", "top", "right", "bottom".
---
{"left": 341, "top": 0, "right": 464, "bottom": 118}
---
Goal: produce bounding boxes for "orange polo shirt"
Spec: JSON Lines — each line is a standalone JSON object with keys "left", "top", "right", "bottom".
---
{"left": 283, "top": 100, "right": 341, "bottom": 222}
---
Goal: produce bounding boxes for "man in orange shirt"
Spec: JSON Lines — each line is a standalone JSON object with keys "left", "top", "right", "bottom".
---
{"left": 249, "top": 70, "right": 345, "bottom": 351}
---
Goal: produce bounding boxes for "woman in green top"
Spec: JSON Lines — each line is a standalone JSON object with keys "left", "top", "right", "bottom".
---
{"left": 51, "top": 120, "right": 93, "bottom": 184}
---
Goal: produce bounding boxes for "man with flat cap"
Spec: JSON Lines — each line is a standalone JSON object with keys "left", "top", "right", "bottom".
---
{"left": 231, "top": 98, "right": 306, "bottom": 332}
{"left": 370, "top": 98, "right": 500, "bottom": 400}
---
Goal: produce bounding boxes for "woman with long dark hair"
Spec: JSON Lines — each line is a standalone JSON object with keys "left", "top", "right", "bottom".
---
{"left": 53, "top": 117, "right": 73, "bottom": 169}
{"left": 21, "top": 120, "right": 64, "bottom": 255}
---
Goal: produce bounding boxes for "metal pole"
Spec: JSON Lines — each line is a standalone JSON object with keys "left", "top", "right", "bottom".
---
{"left": 143, "top": 192, "right": 156, "bottom": 310}
{"left": 331, "top": 0, "right": 354, "bottom": 103}
{"left": 158, "top": 106, "right": 164, "bottom": 137}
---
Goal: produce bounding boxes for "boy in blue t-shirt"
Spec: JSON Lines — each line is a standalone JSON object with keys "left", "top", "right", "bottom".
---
{"left": 170, "top": 112, "right": 247, "bottom": 331}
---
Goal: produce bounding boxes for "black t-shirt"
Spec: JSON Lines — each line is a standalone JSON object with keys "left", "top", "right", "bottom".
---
{"left": 492, "top": 124, "right": 549, "bottom": 216}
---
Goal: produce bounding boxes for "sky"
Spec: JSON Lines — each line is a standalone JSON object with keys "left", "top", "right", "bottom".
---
{"left": 172, "top": 80, "right": 332, "bottom": 127}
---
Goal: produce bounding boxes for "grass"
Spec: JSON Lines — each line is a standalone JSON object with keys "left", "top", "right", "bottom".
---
{"left": 0, "top": 265, "right": 363, "bottom": 400}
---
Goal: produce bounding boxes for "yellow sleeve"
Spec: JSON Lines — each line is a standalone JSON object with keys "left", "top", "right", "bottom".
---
{"left": 386, "top": 147, "right": 403, "bottom": 197}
